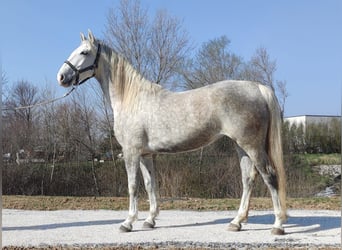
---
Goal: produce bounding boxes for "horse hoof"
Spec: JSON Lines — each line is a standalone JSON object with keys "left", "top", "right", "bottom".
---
{"left": 119, "top": 224, "right": 132, "bottom": 233}
{"left": 227, "top": 223, "right": 241, "bottom": 232}
{"left": 143, "top": 220, "right": 155, "bottom": 229}
{"left": 271, "top": 227, "right": 285, "bottom": 235}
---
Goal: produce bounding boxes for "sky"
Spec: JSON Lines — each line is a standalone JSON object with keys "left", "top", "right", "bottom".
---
{"left": 1, "top": 0, "right": 341, "bottom": 117}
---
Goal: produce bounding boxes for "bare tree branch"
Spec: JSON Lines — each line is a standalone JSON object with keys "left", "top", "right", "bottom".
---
{"left": 104, "top": 0, "right": 191, "bottom": 85}
{"left": 182, "top": 36, "right": 242, "bottom": 89}
{"left": 248, "top": 46, "right": 277, "bottom": 90}
{"left": 276, "top": 80, "right": 289, "bottom": 117}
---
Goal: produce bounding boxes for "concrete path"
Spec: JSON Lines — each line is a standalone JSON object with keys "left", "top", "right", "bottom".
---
{"left": 3, "top": 209, "right": 341, "bottom": 248}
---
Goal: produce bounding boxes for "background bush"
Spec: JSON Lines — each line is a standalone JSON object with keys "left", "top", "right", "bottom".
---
{"left": 3, "top": 132, "right": 339, "bottom": 198}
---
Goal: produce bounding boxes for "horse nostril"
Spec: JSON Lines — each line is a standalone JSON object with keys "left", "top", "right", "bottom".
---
{"left": 59, "top": 74, "right": 65, "bottom": 82}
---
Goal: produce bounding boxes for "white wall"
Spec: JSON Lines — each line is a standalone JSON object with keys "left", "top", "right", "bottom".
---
{"left": 284, "top": 115, "right": 340, "bottom": 129}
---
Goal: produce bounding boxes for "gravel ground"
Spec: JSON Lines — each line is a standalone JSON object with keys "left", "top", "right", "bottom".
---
{"left": 3, "top": 209, "right": 341, "bottom": 249}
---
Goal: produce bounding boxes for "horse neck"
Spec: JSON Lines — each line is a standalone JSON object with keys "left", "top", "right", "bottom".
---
{"left": 96, "top": 47, "right": 162, "bottom": 111}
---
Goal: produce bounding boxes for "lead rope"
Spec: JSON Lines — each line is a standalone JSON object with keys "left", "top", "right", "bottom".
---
{"left": 2, "top": 86, "right": 76, "bottom": 111}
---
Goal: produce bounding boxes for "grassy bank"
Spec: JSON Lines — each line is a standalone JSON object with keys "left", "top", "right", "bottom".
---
{"left": 298, "top": 153, "right": 341, "bottom": 166}
{"left": 3, "top": 195, "right": 341, "bottom": 211}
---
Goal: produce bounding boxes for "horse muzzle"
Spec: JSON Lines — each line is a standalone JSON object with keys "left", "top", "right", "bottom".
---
{"left": 57, "top": 70, "right": 75, "bottom": 87}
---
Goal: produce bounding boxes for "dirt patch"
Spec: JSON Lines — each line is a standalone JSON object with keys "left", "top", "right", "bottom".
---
{"left": 3, "top": 196, "right": 341, "bottom": 211}
{"left": 2, "top": 247, "right": 341, "bottom": 250}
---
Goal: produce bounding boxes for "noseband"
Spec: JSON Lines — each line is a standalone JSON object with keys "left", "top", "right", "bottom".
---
{"left": 64, "top": 43, "right": 101, "bottom": 86}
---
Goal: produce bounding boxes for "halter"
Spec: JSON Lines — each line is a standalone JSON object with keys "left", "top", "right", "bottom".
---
{"left": 64, "top": 43, "right": 101, "bottom": 86}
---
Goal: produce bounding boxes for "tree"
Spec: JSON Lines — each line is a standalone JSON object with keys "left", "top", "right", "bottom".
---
{"left": 104, "top": 0, "right": 191, "bottom": 85}
{"left": 56, "top": 89, "right": 99, "bottom": 162}
{"left": 328, "top": 118, "right": 341, "bottom": 153}
{"left": 276, "top": 80, "right": 289, "bottom": 117}
{"left": 1, "top": 71, "right": 8, "bottom": 101}
{"left": 182, "top": 39, "right": 288, "bottom": 115}
{"left": 305, "top": 120, "right": 341, "bottom": 154}
{"left": 38, "top": 85, "right": 60, "bottom": 181}
{"left": 283, "top": 119, "right": 341, "bottom": 154}
{"left": 240, "top": 47, "right": 288, "bottom": 116}
{"left": 3, "top": 80, "right": 40, "bottom": 156}
{"left": 90, "top": 83, "right": 121, "bottom": 161}
{"left": 182, "top": 36, "right": 242, "bottom": 89}
{"left": 241, "top": 47, "right": 276, "bottom": 90}
{"left": 74, "top": 89, "right": 101, "bottom": 195}
{"left": 5, "top": 80, "right": 40, "bottom": 127}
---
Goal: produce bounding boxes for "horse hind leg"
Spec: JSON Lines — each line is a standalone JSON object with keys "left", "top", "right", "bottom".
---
{"left": 245, "top": 148, "right": 286, "bottom": 235}
{"left": 228, "top": 146, "right": 257, "bottom": 232}
{"left": 140, "top": 155, "right": 159, "bottom": 229}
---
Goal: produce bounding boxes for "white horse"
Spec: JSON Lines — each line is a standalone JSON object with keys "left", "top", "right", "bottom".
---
{"left": 57, "top": 31, "right": 287, "bottom": 235}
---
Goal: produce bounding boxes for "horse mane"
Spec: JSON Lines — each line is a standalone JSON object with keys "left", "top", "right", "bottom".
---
{"left": 99, "top": 41, "right": 163, "bottom": 110}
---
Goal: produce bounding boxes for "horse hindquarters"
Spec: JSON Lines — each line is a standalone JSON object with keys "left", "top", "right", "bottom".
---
{"left": 228, "top": 84, "right": 286, "bottom": 235}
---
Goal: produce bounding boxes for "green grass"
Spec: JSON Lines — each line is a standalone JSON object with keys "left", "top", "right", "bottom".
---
{"left": 297, "top": 153, "right": 341, "bottom": 166}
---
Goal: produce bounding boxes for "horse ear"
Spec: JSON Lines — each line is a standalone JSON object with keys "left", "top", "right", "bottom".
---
{"left": 80, "top": 32, "right": 86, "bottom": 41}
{"left": 88, "top": 29, "right": 95, "bottom": 43}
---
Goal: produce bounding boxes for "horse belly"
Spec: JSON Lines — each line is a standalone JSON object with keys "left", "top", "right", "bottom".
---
{"left": 146, "top": 125, "right": 222, "bottom": 154}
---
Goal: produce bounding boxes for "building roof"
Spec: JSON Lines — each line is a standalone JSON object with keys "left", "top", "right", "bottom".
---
{"left": 285, "top": 115, "right": 340, "bottom": 119}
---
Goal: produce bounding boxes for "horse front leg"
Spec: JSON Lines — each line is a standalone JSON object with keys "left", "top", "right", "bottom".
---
{"left": 120, "top": 152, "right": 140, "bottom": 232}
{"left": 140, "top": 154, "right": 159, "bottom": 229}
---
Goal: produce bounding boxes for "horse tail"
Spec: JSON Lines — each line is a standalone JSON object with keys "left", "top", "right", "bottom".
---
{"left": 258, "top": 84, "right": 287, "bottom": 220}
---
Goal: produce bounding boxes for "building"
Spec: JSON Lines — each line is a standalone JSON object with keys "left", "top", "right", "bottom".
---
{"left": 284, "top": 115, "right": 340, "bottom": 130}
{"left": 284, "top": 115, "right": 341, "bottom": 153}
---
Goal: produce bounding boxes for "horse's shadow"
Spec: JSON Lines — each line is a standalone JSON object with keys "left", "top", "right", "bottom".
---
{"left": 161, "top": 213, "right": 341, "bottom": 234}
{"left": 248, "top": 214, "right": 341, "bottom": 234}
{"left": 3, "top": 219, "right": 121, "bottom": 231}
{"left": 4, "top": 213, "right": 340, "bottom": 235}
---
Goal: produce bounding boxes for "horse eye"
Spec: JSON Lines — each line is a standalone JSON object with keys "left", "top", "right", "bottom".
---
{"left": 80, "top": 51, "right": 88, "bottom": 56}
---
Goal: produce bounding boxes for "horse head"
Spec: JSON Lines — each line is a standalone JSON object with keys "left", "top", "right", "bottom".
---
{"left": 57, "top": 30, "right": 100, "bottom": 87}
